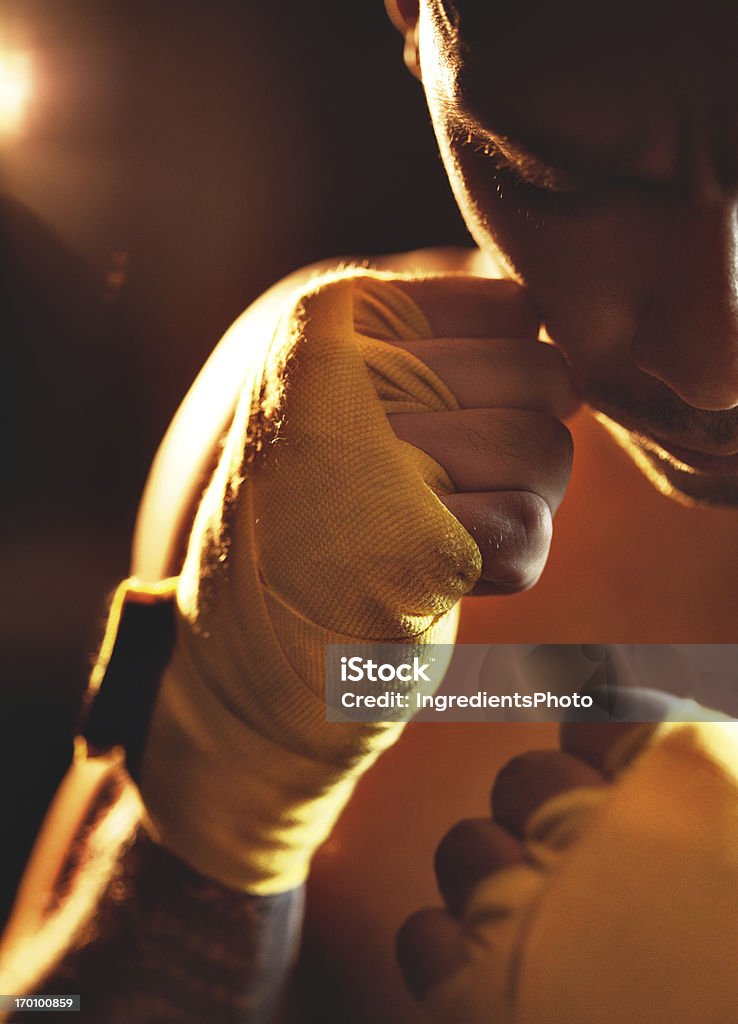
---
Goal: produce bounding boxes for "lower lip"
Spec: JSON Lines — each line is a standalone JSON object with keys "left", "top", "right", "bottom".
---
{"left": 648, "top": 437, "right": 738, "bottom": 473}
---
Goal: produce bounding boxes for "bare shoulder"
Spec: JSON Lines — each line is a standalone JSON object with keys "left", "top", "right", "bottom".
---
{"left": 131, "top": 247, "right": 487, "bottom": 581}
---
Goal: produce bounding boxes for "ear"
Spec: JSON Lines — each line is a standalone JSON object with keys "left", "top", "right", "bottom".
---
{"left": 384, "top": 0, "right": 422, "bottom": 80}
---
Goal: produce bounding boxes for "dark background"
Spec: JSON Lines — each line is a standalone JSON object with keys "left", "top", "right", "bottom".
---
{"left": 0, "top": 0, "right": 470, "bottom": 923}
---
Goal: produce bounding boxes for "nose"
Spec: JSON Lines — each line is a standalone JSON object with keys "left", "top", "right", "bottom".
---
{"left": 632, "top": 202, "right": 738, "bottom": 411}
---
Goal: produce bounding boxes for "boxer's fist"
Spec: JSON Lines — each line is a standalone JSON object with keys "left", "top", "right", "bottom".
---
{"left": 382, "top": 274, "right": 577, "bottom": 595}
{"left": 135, "top": 266, "right": 577, "bottom": 896}
{"left": 398, "top": 717, "right": 738, "bottom": 1024}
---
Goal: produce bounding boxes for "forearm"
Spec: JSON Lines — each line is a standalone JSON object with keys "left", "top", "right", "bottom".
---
{"left": 2, "top": 769, "right": 304, "bottom": 1024}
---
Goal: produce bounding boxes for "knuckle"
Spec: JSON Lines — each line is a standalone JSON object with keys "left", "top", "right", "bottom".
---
{"left": 522, "top": 411, "right": 573, "bottom": 470}
{"left": 511, "top": 414, "right": 574, "bottom": 504}
{"left": 491, "top": 749, "right": 572, "bottom": 808}
{"left": 515, "top": 488, "right": 553, "bottom": 546}
{"left": 491, "top": 750, "right": 605, "bottom": 825}
{"left": 435, "top": 818, "right": 481, "bottom": 875}
{"left": 537, "top": 347, "right": 580, "bottom": 415}
{"left": 491, "top": 752, "right": 550, "bottom": 822}
{"left": 545, "top": 416, "right": 575, "bottom": 475}
{"left": 434, "top": 820, "right": 488, "bottom": 913}
{"left": 515, "top": 493, "right": 554, "bottom": 588}
{"left": 480, "top": 491, "right": 552, "bottom": 592}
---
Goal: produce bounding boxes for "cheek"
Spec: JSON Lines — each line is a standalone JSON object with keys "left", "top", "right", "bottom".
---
{"left": 448, "top": 142, "right": 645, "bottom": 383}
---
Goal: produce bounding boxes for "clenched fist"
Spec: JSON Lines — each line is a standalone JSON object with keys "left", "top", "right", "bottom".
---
{"left": 130, "top": 263, "right": 577, "bottom": 897}
{"left": 383, "top": 274, "right": 577, "bottom": 594}
{"left": 398, "top": 714, "right": 738, "bottom": 1024}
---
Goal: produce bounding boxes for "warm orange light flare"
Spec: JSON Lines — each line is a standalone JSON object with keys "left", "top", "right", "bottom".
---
{"left": 0, "top": 50, "right": 31, "bottom": 135}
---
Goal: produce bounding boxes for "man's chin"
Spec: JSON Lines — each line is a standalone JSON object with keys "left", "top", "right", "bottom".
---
{"left": 595, "top": 413, "right": 738, "bottom": 509}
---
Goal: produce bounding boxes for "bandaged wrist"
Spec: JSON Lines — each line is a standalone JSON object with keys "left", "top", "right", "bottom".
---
{"left": 426, "top": 711, "right": 738, "bottom": 1024}
{"left": 135, "top": 269, "right": 481, "bottom": 894}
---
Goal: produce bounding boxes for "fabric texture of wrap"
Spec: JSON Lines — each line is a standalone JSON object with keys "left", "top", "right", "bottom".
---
{"left": 137, "top": 268, "right": 482, "bottom": 894}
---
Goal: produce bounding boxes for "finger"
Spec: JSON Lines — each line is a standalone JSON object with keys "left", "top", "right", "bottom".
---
{"left": 396, "top": 908, "right": 467, "bottom": 1000}
{"left": 392, "top": 338, "right": 580, "bottom": 419}
{"left": 394, "top": 276, "right": 540, "bottom": 339}
{"left": 560, "top": 691, "right": 678, "bottom": 776}
{"left": 491, "top": 750, "right": 606, "bottom": 837}
{"left": 441, "top": 491, "right": 552, "bottom": 593}
{"left": 434, "top": 818, "right": 524, "bottom": 916}
{"left": 390, "top": 409, "right": 573, "bottom": 513}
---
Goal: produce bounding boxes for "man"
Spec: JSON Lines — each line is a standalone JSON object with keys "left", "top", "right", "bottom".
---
{"left": 2, "top": 0, "right": 738, "bottom": 1021}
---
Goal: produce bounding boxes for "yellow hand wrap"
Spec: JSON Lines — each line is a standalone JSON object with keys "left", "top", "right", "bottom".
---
{"left": 426, "top": 708, "right": 738, "bottom": 1024}
{"left": 138, "top": 269, "right": 482, "bottom": 894}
